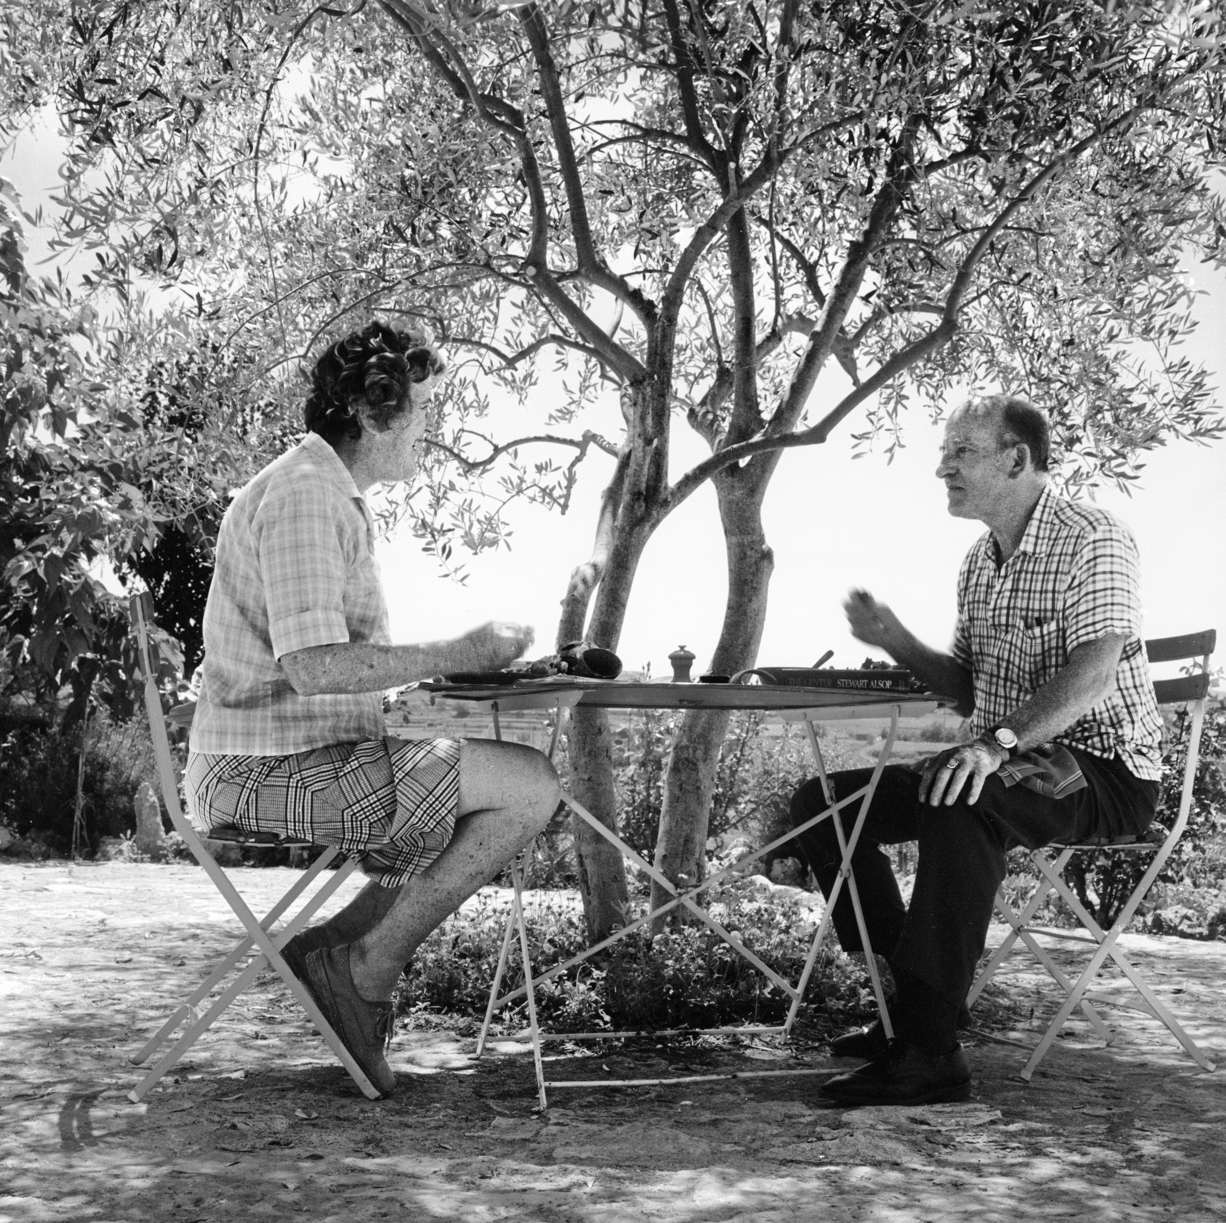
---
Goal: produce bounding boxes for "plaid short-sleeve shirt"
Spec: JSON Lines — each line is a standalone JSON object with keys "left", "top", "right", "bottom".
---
{"left": 951, "top": 482, "right": 1163, "bottom": 781}
{"left": 190, "top": 432, "right": 390, "bottom": 755}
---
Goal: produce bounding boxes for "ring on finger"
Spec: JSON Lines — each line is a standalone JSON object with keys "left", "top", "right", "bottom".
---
{"left": 944, "top": 759, "right": 960, "bottom": 769}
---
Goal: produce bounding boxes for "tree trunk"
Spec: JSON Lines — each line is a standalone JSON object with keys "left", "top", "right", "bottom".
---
{"left": 566, "top": 705, "right": 630, "bottom": 938}
{"left": 556, "top": 419, "right": 659, "bottom": 942}
{"left": 650, "top": 466, "right": 775, "bottom": 925}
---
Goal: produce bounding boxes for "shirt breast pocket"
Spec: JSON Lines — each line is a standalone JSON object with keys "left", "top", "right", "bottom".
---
{"left": 1019, "top": 618, "right": 1065, "bottom": 690}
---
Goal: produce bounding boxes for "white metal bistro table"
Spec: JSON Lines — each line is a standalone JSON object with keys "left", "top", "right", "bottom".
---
{"left": 422, "top": 677, "right": 938, "bottom": 1106}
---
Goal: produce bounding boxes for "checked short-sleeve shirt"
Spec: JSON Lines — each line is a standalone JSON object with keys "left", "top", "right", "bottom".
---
{"left": 190, "top": 431, "right": 390, "bottom": 755}
{"left": 951, "top": 482, "right": 1163, "bottom": 782}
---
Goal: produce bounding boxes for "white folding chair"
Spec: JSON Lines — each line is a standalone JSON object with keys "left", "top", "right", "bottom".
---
{"left": 968, "top": 629, "right": 1217, "bottom": 1080}
{"left": 125, "top": 591, "right": 382, "bottom": 1101}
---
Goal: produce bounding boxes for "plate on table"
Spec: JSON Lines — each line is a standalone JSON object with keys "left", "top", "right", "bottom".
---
{"left": 440, "top": 671, "right": 525, "bottom": 686}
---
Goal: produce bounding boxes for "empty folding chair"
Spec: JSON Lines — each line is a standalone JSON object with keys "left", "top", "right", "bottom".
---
{"left": 125, "top": 591, "right": 382, "bottom": 1101}
{"left": 968, "top": 629, "right": 1217, "bottom": 1080}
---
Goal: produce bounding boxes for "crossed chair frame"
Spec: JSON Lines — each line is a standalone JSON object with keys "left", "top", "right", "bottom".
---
{"left": 967, "top": 629, "right": 1218, "bottom": 1081}
{"left": 467, "top": 696, "right": 932, "bottom": 1109}
{"left": 125, "top": 592, "right": 382, "bottom": 1102}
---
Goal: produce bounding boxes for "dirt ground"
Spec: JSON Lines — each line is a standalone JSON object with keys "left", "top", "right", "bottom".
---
{"left": 1, "top": 861, "right": 1224, "bottom": 1223}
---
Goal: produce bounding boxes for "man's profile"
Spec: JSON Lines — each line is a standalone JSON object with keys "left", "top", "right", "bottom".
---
{"left": 185, "top": 320, "right": 561, "bottom": 1096}
{"left": 790, "top": 393, "right": 1163, "bottom": 1106}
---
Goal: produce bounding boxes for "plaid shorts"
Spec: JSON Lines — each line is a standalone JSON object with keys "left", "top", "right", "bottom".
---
{"left": 184, "top": 737, "right": 462, "bottom": 887}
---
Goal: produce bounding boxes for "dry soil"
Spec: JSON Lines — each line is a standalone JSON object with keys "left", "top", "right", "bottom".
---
{"left": 1, "top": 861, "right": 1224, "bottom": 1222}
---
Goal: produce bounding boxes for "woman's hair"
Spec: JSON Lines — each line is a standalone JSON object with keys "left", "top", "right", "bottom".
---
{"left": 304, "top": 320, "right": 445, "bottom": 445}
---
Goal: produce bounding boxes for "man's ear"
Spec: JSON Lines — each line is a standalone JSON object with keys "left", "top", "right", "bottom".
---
{"left": 1007, "top": 443, "right": 1032, "bottom": 477}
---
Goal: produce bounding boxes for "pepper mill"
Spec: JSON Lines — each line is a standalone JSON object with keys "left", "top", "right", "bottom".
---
{"left": 668, "top": 644, "right": 696, "bottom": 683}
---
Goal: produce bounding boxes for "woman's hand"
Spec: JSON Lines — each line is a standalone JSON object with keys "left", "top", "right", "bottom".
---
{"left": 456, "top": 621, "right": 535, "bottom": 672}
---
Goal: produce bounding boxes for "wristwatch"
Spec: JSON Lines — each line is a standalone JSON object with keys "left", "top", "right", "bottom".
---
{"left": 988, "top": 726, "right": 1018, "bottom": 761}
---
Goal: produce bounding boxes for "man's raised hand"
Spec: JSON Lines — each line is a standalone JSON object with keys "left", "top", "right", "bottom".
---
{"left": 843, "top": 589, "right": 905, "bottom": 653}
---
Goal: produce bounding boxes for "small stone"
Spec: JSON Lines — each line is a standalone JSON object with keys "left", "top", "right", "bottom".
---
{"left": 132, "top": 781, "right": 166, "bottom": 856}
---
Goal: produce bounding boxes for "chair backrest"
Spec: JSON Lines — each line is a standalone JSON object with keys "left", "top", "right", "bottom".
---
{"left": 1147, "top": 630, "right": 1216, "bottom": 707}
{"left": 1143, "top": 629, "right": 1216, "bottom": 846}
{"left": 129, "top": 591, "right": 191, "bottom": 834}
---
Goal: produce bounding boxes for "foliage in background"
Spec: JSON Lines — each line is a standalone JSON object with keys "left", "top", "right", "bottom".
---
{"left": 3, "top": 0, "right": 1225, "bottom": 942}
{"left": 1064, "top": 701, "right": 1226, "bottom": 930}
{"left": 0, "top": 181, "right": 208, "bottom": 728}
{"left": 0, "top": 707, "right": 157, "bottom": 855}
{"left": 396, "top": 878, "right": 878, "bottom": 1035}
{"left": 613, "top": 709, "right": 872, "bottom": 875}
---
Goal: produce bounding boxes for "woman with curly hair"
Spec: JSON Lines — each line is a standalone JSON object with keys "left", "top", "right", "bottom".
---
{"left": 185, "top": 320, "right": 560, "bottom": 1096}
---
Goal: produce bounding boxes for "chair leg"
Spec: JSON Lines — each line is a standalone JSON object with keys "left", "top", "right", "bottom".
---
{"left": 1021, "top": 922, "right": 1215, "bottom": 1080}
{"left": 968, "top": 876, "right": 1057, "bottom": 1007}
{"left": 511, "top": 859, "right": 547, "bottom": 1110}
{"left": 1017, "top": 852, "right": 1216, "bottom": 1079}
{"left": 476, "top": 892, "right": 521, "bottom": 1057}
{"left": 129, "top": 838, "right": 379, "bottom": 1102}
{"left": 975, "top": 885, "right": 1113, "bottom": 1042}
{"left": 131, "top": 847, "right": 351, "bottom": 1066}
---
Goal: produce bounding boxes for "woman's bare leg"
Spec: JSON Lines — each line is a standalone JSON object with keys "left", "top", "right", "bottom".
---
{"left": 347, "top": 739, "right": 560, "bottom": 1001}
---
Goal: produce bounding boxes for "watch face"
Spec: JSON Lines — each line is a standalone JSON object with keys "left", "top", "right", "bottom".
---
{"left": 995, "top": 728, "right": 1018, "bottom": 750}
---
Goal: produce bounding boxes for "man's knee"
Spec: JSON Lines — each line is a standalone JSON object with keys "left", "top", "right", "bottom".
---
{"left": 790, "top": 777, "right": 832, "bottom": 825}
{"left": 915, "top": 798, "right": 1005, "bottom": 863}
{"left": 457, "top": 738, "right": 560, "bottom": 822}
{"left": 789, "top": 776, "right": 844, "bottom": 863}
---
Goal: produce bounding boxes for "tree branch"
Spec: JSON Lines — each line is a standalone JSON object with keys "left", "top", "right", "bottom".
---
{"left": 661, "top": 109, "right": 867, "bottom": 322}
{"left": 668, "top": 90, "right": 1189, "bottom": 508}
{"left": 556, "top": 445, "right": 632, "bottom": 647}
{"left": 766, "top": 115, "right": 923, "bottom": 437}
{"left": 461, "top": 332, "right": 625, "bottom": 383}
{"left": 381, "top": 0, "right": 644, "bottom": 381}
{"left": 661, "top": 0, "right": 719, "bottom": 170}
{"left": 427, "top": 427, "right": 620, "bottom": 477}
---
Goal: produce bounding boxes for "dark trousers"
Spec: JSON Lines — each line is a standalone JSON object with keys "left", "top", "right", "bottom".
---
{"left": 788, "top": 748, "right": 1159, "bottom": 1048}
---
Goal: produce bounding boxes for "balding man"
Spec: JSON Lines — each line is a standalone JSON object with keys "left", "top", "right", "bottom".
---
{"left": 790, "top": 393, "right": 1163, "bottom": 1105}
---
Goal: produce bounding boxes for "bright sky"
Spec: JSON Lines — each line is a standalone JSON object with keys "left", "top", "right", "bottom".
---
{"left": 5, "top": 122, "right": 1224, "bottom": 678}
{"left": 372, "top": 279, "right": 1225, "bottom": 678}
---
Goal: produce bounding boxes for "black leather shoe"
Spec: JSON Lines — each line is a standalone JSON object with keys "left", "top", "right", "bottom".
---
{"left": 820, "top": 1038, "right": 972, "bottom": 1106}
{"left": 829, "top": 1019, "right": 889, "bottom": 1060}
{"left": 830, "top": 1006, "right": 974, "bottom": 1060}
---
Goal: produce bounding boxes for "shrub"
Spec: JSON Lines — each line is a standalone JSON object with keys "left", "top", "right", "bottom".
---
{"left": 0, "top": 707, "right": 157, "bottom": 854}
{"left": 1004, "top": 700, "right": 1226, "bottom": 931}
{"left": 611, "top": 709, "right": 874, "bottom": 880}
{"left": 395, "top": 878, "right": 879, "bottom": 1034}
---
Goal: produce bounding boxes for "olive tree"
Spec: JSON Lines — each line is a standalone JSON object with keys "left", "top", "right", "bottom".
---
{"left": 4, "top": 0, "right": 1224, "bottom": 939}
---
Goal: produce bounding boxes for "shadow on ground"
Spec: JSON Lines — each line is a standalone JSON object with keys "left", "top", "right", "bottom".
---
{"left": 2, "top": 862, "right": 1224, "bottom": 1222}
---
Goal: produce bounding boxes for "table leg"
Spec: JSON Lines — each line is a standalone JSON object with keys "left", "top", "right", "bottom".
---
{"left": 485, "top": 784, "right": 874, "bottom": 1016}
{"left": 477, "top": 695, "right": 548, "bottom": 1104}
{"left": 784, "top": 709, "right": 899, "bottom": 1037}
{"left": 511, "top": 857, "right": 548, "bottom": 1109}
{"left": 476, "top": 898, "right": 521, "bottom": 1056}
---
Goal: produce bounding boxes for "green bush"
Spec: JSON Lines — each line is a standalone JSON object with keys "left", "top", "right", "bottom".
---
{"left": 1004, "top": 700, "right": 1226, "bottom": 932}
{"left": 0, "top": 708, "right": 157, "bottom": 854}
{"left": 395, "top": 878, "right": 878, "bottom": 1034}
{"left": 611, "top": 709, "right": 873, "bottom": 878}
